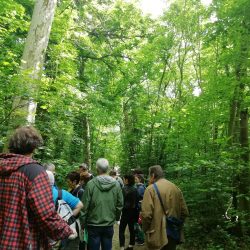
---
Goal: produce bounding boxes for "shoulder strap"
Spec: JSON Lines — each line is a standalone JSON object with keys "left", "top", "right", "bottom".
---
{"left": 153, "top": 183, "right": 167, "bottom": 215}
{"left": 55, "top": 189, "right": 62, "bottom": 211}
{"left": 58, "top": 189, "right": 62, "bottom": 200}
{"left": 76, "top": 187, "right": 84, "bottom": 198}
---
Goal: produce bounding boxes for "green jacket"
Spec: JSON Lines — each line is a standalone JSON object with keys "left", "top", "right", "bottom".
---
{"left": 80, "top": 175, "right": 123, "bottom": 227}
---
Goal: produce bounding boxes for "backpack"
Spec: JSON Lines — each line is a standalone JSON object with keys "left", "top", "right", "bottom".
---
{"left": 55, "top": 189, "right": 78, "bottom": 233}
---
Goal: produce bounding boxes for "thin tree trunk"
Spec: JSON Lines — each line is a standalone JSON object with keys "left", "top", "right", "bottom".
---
{"left": 83, "top": 116, "right": 91, "bottom": 169}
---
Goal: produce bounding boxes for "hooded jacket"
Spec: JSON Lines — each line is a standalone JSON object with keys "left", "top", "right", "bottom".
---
{"left": 0, "top": 154, "right": 72, "bottom": 250}
{"left": 80, "top": 175, "right": 123, "bottom": 226}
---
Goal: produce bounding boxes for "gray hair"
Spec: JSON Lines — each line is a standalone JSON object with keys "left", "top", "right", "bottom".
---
{"left": 46, "top": 170, "right": 55, "bottom": 186}
{"left": 149, "top": 165, "right": 164, "bottom": 181}
{"left": 96, "top": 158, "right": 109, "bottom": 173}
{"left": 43, "top": 163, "right": 56, "bottom": 174}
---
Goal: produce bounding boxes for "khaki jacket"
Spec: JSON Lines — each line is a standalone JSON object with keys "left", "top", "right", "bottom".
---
{"left": 141, "top": 179, "right": 189, "bottom": 250}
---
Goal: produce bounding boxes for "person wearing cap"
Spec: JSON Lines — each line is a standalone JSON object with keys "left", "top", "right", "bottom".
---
{"left": 80, "top": 158, "right": 123, "bottom": 250}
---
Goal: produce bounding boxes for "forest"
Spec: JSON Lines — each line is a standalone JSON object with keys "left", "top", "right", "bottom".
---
{"left": 0, "top": 0, "right": 249, "bottom": 249}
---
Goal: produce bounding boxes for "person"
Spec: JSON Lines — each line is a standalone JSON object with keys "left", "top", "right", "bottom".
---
{"left": 0, "top": 126, "right": 74, "bottom": 249}
{"left": 46, "top": 170, "right": 83, "bottom": 250}
{"left": 134, "top": 174, "right": 146, "bottom": 245}
{"left": 109, "top": 170, "right": 124, "bottom": 188}
{"left": 79, "top": 163, "right": 93, "bottom": 188}
{"left": 81, "top": 171, "right": 92, "bottom": 188}
{"left": 119, "top": 174, "right": 138, "bottom": 250}
{"left": 44, "top": 162, "right": 56, "bottom": 174}
{"left": 66, "top": 171, "right": 85, "bottom": 250}
{"left": 141, "top": 165, "right": 189, "bottom": 250}
{"left": 80, "top": 158, "right": 123, "bottom": 250}
{"left": 67, "top": 171, "right": 84, "bottom": 199}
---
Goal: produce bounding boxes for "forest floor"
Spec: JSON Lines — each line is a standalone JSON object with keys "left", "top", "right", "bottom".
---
{"left": 112, "top": 223, "right": 146, "bottom": 250}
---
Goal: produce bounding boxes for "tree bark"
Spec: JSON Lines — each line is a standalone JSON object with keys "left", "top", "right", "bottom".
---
{"left": 9, "top": 0, "right": 57, "bottom": 127}
{"left": 83, "top": 115, "right": 91, "bottom": 169}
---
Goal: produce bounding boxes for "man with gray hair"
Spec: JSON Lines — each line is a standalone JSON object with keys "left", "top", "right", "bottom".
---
{"left": 80, "top": 158, "right": 123, "bottom": 250}
{"left": 141, "top": 165, "right": 189, "bottom": 250}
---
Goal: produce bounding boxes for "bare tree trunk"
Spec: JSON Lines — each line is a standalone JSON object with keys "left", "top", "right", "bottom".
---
{"left": 9, "top": 0, "right": 57, "bottom": 128}
{"left": 83, "top": 116, "right": 91, "bottom": 169}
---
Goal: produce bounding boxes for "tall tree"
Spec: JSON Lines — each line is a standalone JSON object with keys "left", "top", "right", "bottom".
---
{"left": 8, "top": 0, "right": 57, "bottom": 129}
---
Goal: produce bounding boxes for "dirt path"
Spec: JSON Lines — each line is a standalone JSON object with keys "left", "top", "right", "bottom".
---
{"left": 112, "top": 224, "right": 146, "bottom": 250}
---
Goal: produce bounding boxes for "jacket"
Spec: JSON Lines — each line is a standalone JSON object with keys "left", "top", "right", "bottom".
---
{"left": 80, "top": 175, "right": 123, "bottom": 226}
{"left": 0, "top": 154, "right": 72, "bottom": 250}
{"left": 141, "top": 178, "right": 189, "bottom": 250}
{"left": 122, "top": 185, "right": 138, "bottom": 209}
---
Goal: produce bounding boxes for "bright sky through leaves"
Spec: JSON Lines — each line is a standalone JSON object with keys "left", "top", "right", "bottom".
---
{"left": 139, "top": 0, "right": 213, "bottom": 17}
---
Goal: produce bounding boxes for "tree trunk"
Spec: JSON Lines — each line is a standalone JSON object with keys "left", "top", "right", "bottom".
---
{"left": 9, "top": 0, "right": 57, "bottom": 128}
{"left": 83, "top": 115, "right": 91, "bottom": 169}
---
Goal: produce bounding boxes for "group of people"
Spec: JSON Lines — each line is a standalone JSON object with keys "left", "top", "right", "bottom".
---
{"left": 0, "top": 126, "right": 189, "bottom": 250}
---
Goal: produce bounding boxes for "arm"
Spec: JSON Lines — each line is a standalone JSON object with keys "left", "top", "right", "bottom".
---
{"left": 116, "top": 184, "right": 124, "bottom": 221}
{"left": 61, "top": 189, "right": 83, "bottom": 217}
{"left": 72, "top": 201, "right": 83, "bottom": 217}
{"left": 141, "top": 187, "right": 154, "bottom": 233}
{"left": 27, "top": 171, "right": 72, "bottom": 241}
{"left": 77, "top": 189, "right": 84, "bottom": 200}
{"left": 79, "top": 183, "right": 91, "bottom": 226}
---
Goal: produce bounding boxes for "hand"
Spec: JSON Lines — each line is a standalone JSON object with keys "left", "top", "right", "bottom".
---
{"left": 68, "top": 227, "right": 78, "bottom": 240}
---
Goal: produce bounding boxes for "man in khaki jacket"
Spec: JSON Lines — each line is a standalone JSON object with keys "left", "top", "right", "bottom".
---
{"left": 141, "top": 165, "right": 188, "bottom": 250}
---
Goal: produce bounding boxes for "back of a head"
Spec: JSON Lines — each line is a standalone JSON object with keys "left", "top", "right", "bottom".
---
{"left": 43, "top": 163, "right": 56, "bottom": 174}
{"left": 109, "top": 170, "right": 117, "bottom": 177}
{"left": 8, "top": 126, "right": 43, "bottom": 155}
{"left": 149, "top": 165, "right": 164, "bottom": 180}
{"left": 124, "top": 174, "right": 135, "bottom": 186}
{"left": 96, "top": 158, "right": 109, "bottom": 174}
{"left": 67, "top": 171, "right": 80, "bottom": 183}
{"left": 46, "top": 170, "right": 55, "bottom": 186}
{"left": 79, "top": 163, "right": 88, "bottom": 172}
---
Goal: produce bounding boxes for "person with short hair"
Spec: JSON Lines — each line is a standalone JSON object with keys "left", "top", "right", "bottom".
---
{"left": 66, "top": 171, "right": 84, "bottom": 199}
{"left": 134, "top": 174, "right": 146, "bottom": 245}
{"left": 44, "top": 162, "right": 56, "bottom": 174}
{"left": 141, "top": 165, "right": 189, "bottom": 250}
{"left": 110, "top": 170, "right": 124, "bottom": 188}
{"left": 0, "top": 126, "right": 73, "bottom": 249}
{"left": 79, "top": 163, "right": 93, "bottom": 187}
{"left": 119, "top": 174, "right": 138, "bottom": 250}
{"left": 80, "top": 158, "right": 123, "bottom": 250}
{"left": 46, "top": 170, "right": 83, "bottom": 250}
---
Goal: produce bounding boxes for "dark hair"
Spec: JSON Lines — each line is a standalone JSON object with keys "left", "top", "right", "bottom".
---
{"left": 124, "top": 174, "right": 135, "bottom": 186}
{"left": 136, "top": 174, "right": 144, "bottom": 183}
{"left": 66, "top": 171, "right": 80, "bottom": 183}
{"left": 149, "top": 165, "right": 164, "bottom": 181}
{"left": 132, "top": 168, "right": 144, "bottom": 175}
{"left": 8, "top": 126, "right": 43, "bottom": 155}
{"left": 109, "top": 170, "right": 117, "bottom": 176}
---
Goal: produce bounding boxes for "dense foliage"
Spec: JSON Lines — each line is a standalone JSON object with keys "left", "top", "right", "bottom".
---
{"left": 0, "top": 0, "right": 249, "bottom": 249}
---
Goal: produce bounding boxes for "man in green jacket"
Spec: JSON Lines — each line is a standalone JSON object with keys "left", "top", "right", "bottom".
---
{"left": 80, "top": 158, "right": 123, "bottom": 250}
